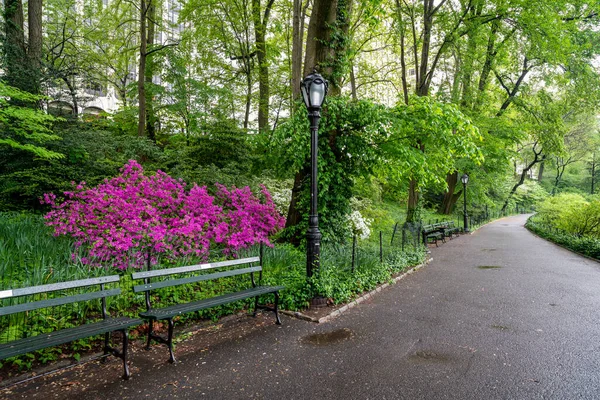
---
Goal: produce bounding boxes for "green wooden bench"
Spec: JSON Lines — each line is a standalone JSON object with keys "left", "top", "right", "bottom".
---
{"left": 422, "top": 224, "right": 445, "bottom": 246}
{"left": 0, "top": 276, "right": 141, "bottom": 379}
{"left": 440, "top": 221, "right": 460, "bottom": 239}
{"left": 132, "top": 256, "right": 284, "bottom": 363}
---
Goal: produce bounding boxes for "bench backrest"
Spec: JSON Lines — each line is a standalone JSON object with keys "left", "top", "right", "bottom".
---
{"left": 422, "top": 225, "right": 436, "bottom": 233}
{"left": 0, "top": 275, "right": 122, "bottom": 318}
{"left": 131, "top": 257, "right": 262, "bottom": 310}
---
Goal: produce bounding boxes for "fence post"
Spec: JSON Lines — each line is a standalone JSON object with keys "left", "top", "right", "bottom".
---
{"left": 401, "top": 225, "right": 405, "bottom": 252}
{"left": 379, "top": 231, "right": 383, "bottom": 263}
{"left": 351, "top": 234, "right": 357, "bottom": 273}
{"left": 390, "top": 222, "right": 398, "bottom": 245}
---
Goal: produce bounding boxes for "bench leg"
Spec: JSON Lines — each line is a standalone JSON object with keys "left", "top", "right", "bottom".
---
{"left": 121, "top": 330, "right": 131, "bottom": 380}
{"left": 253, "top": 297, "right": 259, "bottom": 318}
{"left": 167, "top": 318, "right": 176, "bottom": 363}
{"left": 102, "top": 332, "right": 110, "bottom": 362}
{"left": 274, "top": 292, "right": 282, "bottom": 325}
{"left": 146, "top": 319, "right": 154, "bottom": 350}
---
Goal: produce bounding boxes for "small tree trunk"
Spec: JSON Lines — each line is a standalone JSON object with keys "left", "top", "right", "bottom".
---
{"left": 244, "top": 71, "right": 251, "bottom": 129}
{"left": 406, "top": 178, "right": 419, "bottom": 223}
{"left": 137, "top": 0, "right": 148, "bottom": 137}
{"left": 591, "top": 154, "right": 596, "bottom": 194}
{"left": 291, "top": 0, "right": 303, "bottom": 103}
{"left": 537, "top": 160, "right": 545, "bottom": 181}
{"left": 502, "top": 146, "right": 544, "bottom": 212}
{"left": 350, "top": 62, "right": 357, "bottom": 100}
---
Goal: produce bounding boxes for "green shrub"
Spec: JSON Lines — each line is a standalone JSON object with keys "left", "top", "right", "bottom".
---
{"left": 536, "top": 193, "right": 600, "bottom": 237}
{"left": 526, "top": 217, "right": 600, "bottom": 260}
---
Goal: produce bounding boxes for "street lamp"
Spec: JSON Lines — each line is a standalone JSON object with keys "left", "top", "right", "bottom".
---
{"left": 300, "top": 70, "right": 328, "bottom": 278}
{"left": 461, "top": 173, "right": 469, "bottom": 233}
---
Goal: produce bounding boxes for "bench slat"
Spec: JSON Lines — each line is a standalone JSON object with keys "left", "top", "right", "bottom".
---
{"left": 0, "top": 276, "right": 120, "bottom": 300}
{"left": 133, "top": 266, "right": 262, "bottom": 293}
{"left": 131, "top": 257, "right": 260, "bottom": 280}
{"left": 140, "top": 285, "right": 285, "bottom": 320}
{"left": 0, "top": 288, "right": 121, "bottom": 317}
{"left": 0, "top": 316, "right": 142, "bottom": 360}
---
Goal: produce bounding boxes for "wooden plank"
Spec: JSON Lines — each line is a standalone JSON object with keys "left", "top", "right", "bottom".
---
{"left": 5, "top": 276, "right": 120, "bottom": 299}
{"left": 131, "top": 257, "right": 260, "bottom": 280}
{"left": 140, "top": 285, "right": 285, "bottom": 320}
{"left": 0, "top": 317, "right": 142, "bottom": 360}
{"left": 0, "top": 289, "right": 121, "bottom": 317}
{"left": 133, "top": 266, "right": 262, "bottom": 293}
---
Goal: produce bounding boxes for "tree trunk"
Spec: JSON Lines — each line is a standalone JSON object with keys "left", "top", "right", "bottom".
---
{"left": 244, "top": 70, "right": 251, "bottom": 129}
{"left": 496, "top": 57, "right": 530, "bottom": 117}
{"left": 145, "top": 0, "right": 156, "bottom": 142}
{"left": 394, "top": 0, "right": 408, "bottom": 105}
{"left": 537, "top": 159, "right": 545, "bottom": 181}
{"left": 62, "top": 76, "right": 78, "bottom": 116}
{"left": 502, "top": 145, "right": 544, "bottom": 212}
{"left": 4, "top": 0, "right": 26, "bottom": 90}
{"left": 27, "top": 0, "right": 42, "bottom": 94}
{"left": 291, "top": 0, "right": 303, "bottom": 103}
{"left": 285, "top": 0, "right": 353, "bottom": 237}
{"left": 137, "top": 0, "right": 148, "bottom": 137}
{"left": 252, "top": 0, "right": 274, "bottom": 132}
{"left": 349, "top": 62, "right": 357, "bottom": 100}
{"left": 406, "top": 178, "right": 419, "bottom": 223}
{"left": 475, "top": 18, "right": 500, "bottom": 109}
{"left": 438, "top": 171, "right": 463, "bottom": 214}
{"left": 591, "top": 153, "right": 596, "bottom": 194}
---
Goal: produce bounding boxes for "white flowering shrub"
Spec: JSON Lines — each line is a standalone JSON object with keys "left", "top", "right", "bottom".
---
{"left": 347, "top": 210, "right": 372, "bottom": 240}
{"left": 260, "top": 178, "right": 292, "bottom": 215}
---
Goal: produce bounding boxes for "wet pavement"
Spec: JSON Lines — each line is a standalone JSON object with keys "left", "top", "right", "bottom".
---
{"left": 3, "top": 214, "right": 600, "bottom": 399}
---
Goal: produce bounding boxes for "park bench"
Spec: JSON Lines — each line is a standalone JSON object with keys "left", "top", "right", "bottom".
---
{"left": 422, "top": 224, "right": 445, "bottom": 246}
{"left": 440, "top": 221, "right": 460, "bottom": 239}
{"left": 0, "top": 275, "right": 141, "bottom": 379}
{"left": 132, "top": 256, "right": 284, "bottom": 363}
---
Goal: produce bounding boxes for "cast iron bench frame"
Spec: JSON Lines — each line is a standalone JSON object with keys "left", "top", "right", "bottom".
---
{"left": 0, "top": 275, "right": 141, "bottom": 379}
{"left": 422, "top": 224, "right": 445, "bottom": 246}
{"left": 132, "top": 256, "right": 284, "bottom": 363}
{"left": 440, "top": 221, "right": 460, "bottom": 239}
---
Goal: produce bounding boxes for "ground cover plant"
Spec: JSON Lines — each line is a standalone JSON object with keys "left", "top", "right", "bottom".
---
{"left": 526, "top": 193, "right": 600, "bottom": 260}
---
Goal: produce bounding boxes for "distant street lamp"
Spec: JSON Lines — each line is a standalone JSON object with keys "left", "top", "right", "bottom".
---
{"left": 461, "top": 173, "right": 470, "bottom": 233}
{"left": 300, "top": 71, "right": 328, "bottom": 278}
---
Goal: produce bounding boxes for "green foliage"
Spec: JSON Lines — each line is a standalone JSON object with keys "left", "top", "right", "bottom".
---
{"left": 0, "top": 83, "right": 63, "bottom": 160}
{"left": 536, "top": 193, "right": 600, "bottom": 237}
{"left": 527, "top": 217, "right": 600, "bottom": 261}
{"left": 381, "top": 96, "right": 484, "bottom": 194}
{"left": 0, "top": 122, "right": 163, "bottom": 210}
{"left": 269, "top": 97, "right": 387, "bottom": 241}
{"left": 164, "top": 121, "right": 259, "bottom": 188}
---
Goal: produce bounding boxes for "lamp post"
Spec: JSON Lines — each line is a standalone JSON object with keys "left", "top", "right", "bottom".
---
{"left": 300, "top": 71, "right": 328, "bottom": 278}
{"left": 461, "top": 173, "right": 469, "bottom": 233}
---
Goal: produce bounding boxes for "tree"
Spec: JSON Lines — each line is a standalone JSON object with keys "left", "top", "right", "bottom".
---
{"left": 284, "top": 0, "right": 354, "bottom": 241}
{"left": 0, "top": 82, "right": 63, "bottom": 159}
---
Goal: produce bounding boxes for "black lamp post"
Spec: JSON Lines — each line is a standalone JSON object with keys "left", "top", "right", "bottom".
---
{"left": 300, "top": 71, "right": 328, "bottom": 278}
{"left": 461, "top": 173, "right": 469, "bottom": 233}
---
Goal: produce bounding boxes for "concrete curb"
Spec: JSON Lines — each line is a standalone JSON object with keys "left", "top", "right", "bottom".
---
{"left": 282, "top": 257, "right": 433, "bottom": 324}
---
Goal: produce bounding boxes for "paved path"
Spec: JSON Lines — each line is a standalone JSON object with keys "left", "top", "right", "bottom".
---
{"left": 5, "top": 215, "right": 600, "bottom": 399}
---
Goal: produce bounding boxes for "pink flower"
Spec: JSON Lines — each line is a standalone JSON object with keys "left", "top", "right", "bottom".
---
{"left": 42, "top": 160, "right": 286, "bottom": 269}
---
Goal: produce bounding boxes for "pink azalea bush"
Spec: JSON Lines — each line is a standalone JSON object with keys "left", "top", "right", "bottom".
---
{"left": 42, "top": 160, "right": 285, "bottom": 269}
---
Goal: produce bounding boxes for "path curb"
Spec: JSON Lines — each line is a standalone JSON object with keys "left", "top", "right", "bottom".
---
{"left": 282, "top": 257, "right": 433, "bottom": 324}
